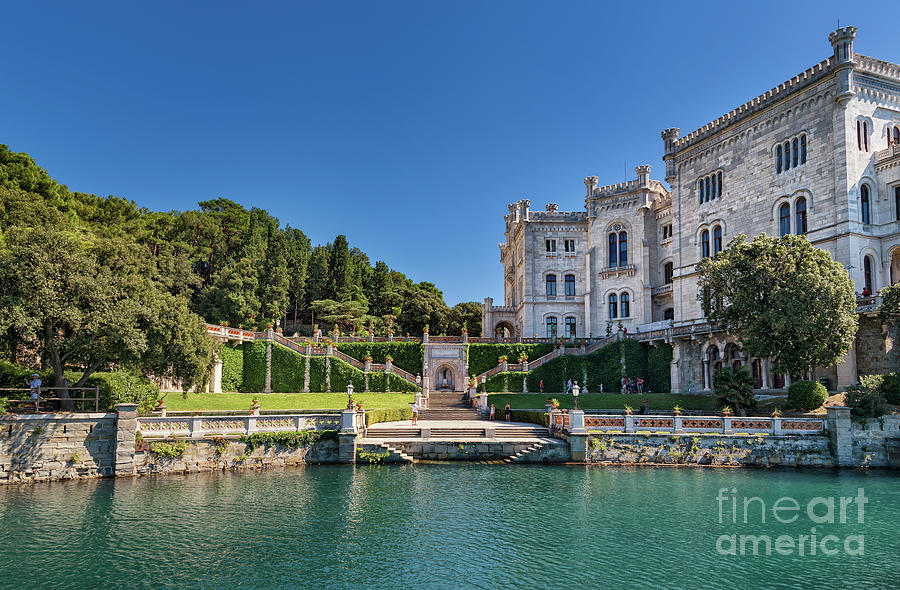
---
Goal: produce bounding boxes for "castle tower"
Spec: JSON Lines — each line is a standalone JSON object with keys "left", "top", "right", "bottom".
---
{"left": 829, "top": 26, "right": 857, "bottom": 107}
{"left": 660, "top": 128, "right": 680, "bottom": 183}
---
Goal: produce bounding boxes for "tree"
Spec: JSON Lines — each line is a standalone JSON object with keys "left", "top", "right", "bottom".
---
{"left": 447, "top": 301, "right": 483, "bottom": 335}
{"left": 713, "top": 366, "right": 756, "bottom": 416}
{"left": 697, "top": 234, "right": 857, "bottom": 377}
{"left": 309, "top": 299, "right": 372, "bottom": 332}
{"left": 327, "top": 235, "right": 351, "bottom": 300}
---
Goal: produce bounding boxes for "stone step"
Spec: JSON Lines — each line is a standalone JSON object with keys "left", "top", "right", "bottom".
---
{"left": 494, "top": 427, "right": 550, "bottom": 438}
{"left": 419, "top": 410, "right": 481, "bottom": 420}
{"left": 369, "top": 428, "right": 421, "bottom": 438}
{"left": 427, "top": 428, "right": 485, "bottom": 438}
{"left": 382, "top": 444, "right": 416, "bottom": 463}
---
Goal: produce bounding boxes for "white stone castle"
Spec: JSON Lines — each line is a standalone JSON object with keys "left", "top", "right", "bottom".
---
{"left": 482, "top": 26, "right": 900, "bottom": 393}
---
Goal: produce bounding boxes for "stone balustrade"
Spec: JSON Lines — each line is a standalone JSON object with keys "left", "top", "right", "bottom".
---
{"left": 550, "top": 412, "right": 825, "bottom": 436}
{"left": 137, "top": 413, "right": 347, "bottom": 439}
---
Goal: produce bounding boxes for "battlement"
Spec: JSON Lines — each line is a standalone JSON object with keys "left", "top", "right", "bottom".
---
{"left": 670, "top": 57, "right": 833, "bottom": 154}
{"left": 855, "top": 54, "right": 900, "bottom": 82}
{"left": 528, "top": 210, "right": 587, "bottom": 222}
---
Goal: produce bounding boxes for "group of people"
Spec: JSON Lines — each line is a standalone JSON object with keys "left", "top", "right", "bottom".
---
{"left": 621, "top": 376, "right": 644, "bottom": 394}
{"left": 488, "top": 403, "right": 511, "bottom": 421}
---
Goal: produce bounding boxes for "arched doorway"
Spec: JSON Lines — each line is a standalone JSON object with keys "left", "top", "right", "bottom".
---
{"left": 494, "top": 322, "right": 514, "bottom": 339}
{"left": 890, "top": 246, "right": 900, "bottom": 286}
{"left": 434, "top": 364, "right": 457, "bottom": 391}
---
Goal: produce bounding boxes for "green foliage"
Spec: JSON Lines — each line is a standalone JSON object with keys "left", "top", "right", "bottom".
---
{"left": 786, "top": 380, "right": 828, "bottom": 412}
{"left": 334, "top": 342, "right": 423, "bottom": 375}
{"left": 480, "top": 371, "right": 526, "bottom": 393}
{"left": 357, "top": 450, "right": 389, "bottom": 464}
{"left": 241, "top": 341, "right": 267, "bottom": 392}
{"left": 846, "top": 379, "right": 887, "bottom": 420}
{"left": 860, "top": 373, "right": 900, "bottom": 405}
{"left": 713, "top": 366, "right": 757, "bottom": 414}
{"left": 239, "top": 429, "right": 338, "bottom": 452}
{"left": 697, "top": 233, "right": 857, "bottom": 376}
{"left": 88, "top": 370, "right": 160, "bottom": 414}
{"left": 386, "top": 373, "right": 418, "bottom": 393}
{"left": 220, "top": 343, "right": 244, "bottom": 393}
{"left": 365, "top": 407, "right": 413, "bottom": 426}
{"left": 308, "top": 357, "right": 328, "bottom": 392}
{"left": 879, "top": 283, "right": 900, "bottom": 325}
{"left": 0, "top": 397, "right": 8, "bottom": 414}
{"left": 506, "top": 410, "right": 549, "bottom": 427}
{"left": 467, "top": 343, "right": 554, "bottom": 377}
{"left": 329, "top": 356, "right": 366, "bottom": 393}
{"left": 270, "top": 342, "right": 306, "bottom": 392}
{"left": 150, "top": 441, "right": 188, "bottom": 458}
{"left": 646, "top": 344, "right": 673, "bottom": 393}
{"left": 524, "top": 339, "right": 649, "bottom": 393}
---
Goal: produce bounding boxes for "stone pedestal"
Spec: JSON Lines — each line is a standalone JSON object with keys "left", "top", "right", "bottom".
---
{"left": 827, "top": 406, "right": 853, "bottom": 466}
{"left": 569, "top": 433, "right": 588, "bottom": 462}
{"left": 338, "top": 433, "right": 357, "bottom": 463}
{"left": 341, "top": 408, "right": 358, "bottom": 433}
{"left": 209, "top": 355, "right": 223, "bottom": 393}
{"left": 114, "top": 403, "right": 138, "bottom": 477}
{"left": 568, "top": 409, "right": 586, "bottom": 434}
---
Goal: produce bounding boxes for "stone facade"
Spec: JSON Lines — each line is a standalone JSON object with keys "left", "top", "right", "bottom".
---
{"left": 484, "top": 26, "right": 900, "bottom": 392}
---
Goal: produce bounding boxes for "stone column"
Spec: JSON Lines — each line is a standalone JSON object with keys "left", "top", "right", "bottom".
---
{"left": 303, "top": 354, "right": 310, "bottom": 393}
{"left": 568, "top": 409, "right": 586, "bottom": 434}
{"left": 669, "top": 343, "right": 681, "bottom": 394}
{"left": 569, "top": 433, "right": 588, "bottom": 462}
{"left": 827, "top": 406, "right": 853, "bottom": 467}
{"left": 264, "top": 341, "right": 272, "bottom": 394}
{"left": 761, "top": 358, "right": 770, "bottom": 389}
{"left": 209, "top": 354, "right": 223, "bottom": 393}
{"left": 784, "top": 373, "right": 792, "bottom": 389}
{"left": 339, "top": 408, "right": 359, "bottom": 463}
{"left": 115, "top": 403, "right": 138, "bottom": 477}
{"left": 702, "top": 359, "right": 710, "bottom": 390}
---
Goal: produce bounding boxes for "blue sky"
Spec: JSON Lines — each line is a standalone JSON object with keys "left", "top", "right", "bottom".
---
{"left": 3, "top": 1, "right": 899, "bottom": 304}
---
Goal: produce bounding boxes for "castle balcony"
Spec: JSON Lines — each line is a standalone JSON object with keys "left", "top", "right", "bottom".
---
{"left": 875, "top": 144, "right": 900, "bottom": 170}
{"left": 855, "top": 295, "right": 882, "bottom": 315}
{"left": 651, "top": 284, "right": 673, "bottom": 297}
{"left": 599, "top": 264, "right": 636, "bottom": 280}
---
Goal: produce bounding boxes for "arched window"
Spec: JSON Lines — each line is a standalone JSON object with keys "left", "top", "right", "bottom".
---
{"left": 698, "top": 179, "right": 704, "bottom": 204}
{"left": 779, "top": 203, "right": 791, "bottom": 236}
{"left": 701, "top": 229, "right": 710, "bottom": 258}
{"left": 546, "top": 317, "right": 557, "bottom": 338}
{"left": 858, "top": 121, "right": 862, "bottom": 150}
{"left": 621, "top": 292, "right": 630, "bottom": 317}
{"left": 792, "top": 138, "right": 799, "bottom": 167}
{"left": 893, "top": 126, "right": 900, "bottom": 146}
{"left": 800, "top": 134, "right": 807, "bottom": 164}
{"left": 864, "top": 122, "right": 869, "bottom": 151}
{"left": 619, "top": 231, "right": 628, "bottom": 266}
{"left": 861, "top": 185, "right": 870, "bottom": 224}
{"left": 717, "top": 171, "right": 723, "bottom": 195}
{"left": 705, "top": 177, "right": 711, "bottom": 202}
{"left": 895, "top": 186, "right": 900, "bottom": 222}
{"left": 864, "top": 256, "right": 874, "bottom": 294}
{"left": 784, "top": 141, "right": 791, "bottom": 170}
{"left": 564, "top": 274, "right": 575, "bottom": 296}
{"left": 711, "top": 174, "right": 717, "bottom": 199}
{"left": 565, "top": 317, "right": 576, "bottom": 339}
{"left": 608, "top": 294, "right": 618, "bottom": 319}
{"left": 795, "top": 197, "right": 807, "bottom": 235}
{"left": 776, "top": 145, "right": 783, "bottom": 173}
{"left": 663, "top": 261, "right": 673, "bottom": 284}
{"left": 713, "top": 225, "right": 723, "bottom": 255}
{"left": 608, "top": 233, "right": 618, "bottom": 267}
{"left": 545, "top": 274, "right": 557, "bottom": 296}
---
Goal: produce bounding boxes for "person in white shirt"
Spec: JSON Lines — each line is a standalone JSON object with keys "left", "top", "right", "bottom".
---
{"left": 27, "top": 373, "right": 41, "bottom": 412}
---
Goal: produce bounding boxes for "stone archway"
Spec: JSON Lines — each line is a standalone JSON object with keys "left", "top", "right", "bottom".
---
{"left": 494, "top": 321, "right": 515, "bottom": 339}
{"left": 433, "top": 363, "right": 460, "bottom": 391}
{"left": 890, "top": 246, "right": 900, "bottom": 286}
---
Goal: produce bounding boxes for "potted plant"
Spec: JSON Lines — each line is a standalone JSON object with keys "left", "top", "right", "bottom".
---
{"left": 356, "top": 401, "right": 364, "bottom": 411}
{"left": 673, "top": 405, "right": 683, "bottom": 416}
{"left": 365, "top": 355, "right": 373, "bottom": 363}
{"left": 721, "top": 406, "right": 733, "bottom": 416}
{"left": 518, "top": 353, "right": 528, "bottom": 363}
{"left": 772, "top": 408, "right": 783, "bottom": 417}
{"left": 624, "top": 405, "right": 633, "bottom": 415}
{"left": 550, "top": 398, "right": 560, "bottom": 410}
{"left": 222, "top": 320, "right": 229, "bottom": 327}
{"left": 461, "top": 327, "right": 468, "bottom": 334}
{"left": 385, "top": 355, "right": 393, "bottom": 363}
{"left": 423, "top": 324, "right": 429, "bottom": 334}
{"left": 498, "top": 355, "right": 508, "bottom": 365}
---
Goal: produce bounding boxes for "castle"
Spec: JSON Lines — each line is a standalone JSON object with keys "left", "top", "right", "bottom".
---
{"left": 482, "top": 26, "right": 900, "bottom": 393}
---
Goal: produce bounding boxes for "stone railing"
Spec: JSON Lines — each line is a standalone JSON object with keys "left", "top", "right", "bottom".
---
{"left": 875, "top": 144, "right": 900, "bottom": 164}
{"left": 332, "top": 349, "right": 365, "bottom": 370}
{"left": 206, "top": 324, "right": 262, "bottom": 342}
{"left": 855, "top": 295, "right": 882, "bottom": 314}
{"left": 650, "top": 284, "right": 673, "bottom": 296}
{"left": 557, "top": 413, "right": 825, "bottom": 436}
{"left": 137, "top": 414, "right": 345, "bottom": 439}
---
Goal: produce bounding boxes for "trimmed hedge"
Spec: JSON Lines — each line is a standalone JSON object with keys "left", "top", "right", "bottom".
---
{"left": 88, "top": 370, "right": 160, "bottom": 414}
{"left": 309, "top": 357, "right": 327, "bottom": 392}
{"left": 334, "top": 342, "right": 423, "bottom": 375}
{"left": 786, "top": 380, "right": 828, "bottom": 411}
{"left": 467, "top": 343, "right": 553, "bottom": 377}
{"left": 220, "top": 343, "right": 244, "bottom": 393}
{"left": 365, "top": 407, "right": 413, "bottom": 426}
{"left": 241, "top": 341, "right": 267, "bottom": 392}
{"left": 270, "top": 343, "right": 307, "bottom": 393}
{"left": 329, "top": 356, "right": 367, "bottom": 393}
{"left": 506, "top": 409, "right": 549, "bottom": 427}
{"left": 475, "top": 340, "right": 669, "bottom": 394}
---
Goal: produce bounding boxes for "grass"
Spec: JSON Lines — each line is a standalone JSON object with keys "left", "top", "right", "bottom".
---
{"left": 162, "top": 393, "right": 415, "bottom": 411}
{"left": 486, "top": 393, "right": 719, "bottom": 411}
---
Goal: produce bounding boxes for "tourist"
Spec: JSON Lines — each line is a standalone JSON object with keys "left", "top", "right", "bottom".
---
{"left": 489, "top": 404, "right": 496, "bottom": 420}
{"left": 26, "top": 373, "right": 41, "bottom": 412}
{"left": 621, "top": 376, "right": 627, "bottom": 393}
{"left": 505, "top": 402, "right": 511, "bottom": 421}
{"left": 539, "top": 379, "right": 544, "bottom": 393}
{"left": 411, "top": 401, "right": 419, "bottom": 425}
{"left": 637, "top": 377, "right": 644, "bottom": 393}
{"left": 566, "top": 378, "right": 573, "bottom": 393}
{"left": 640, "top": 399, "right": 649, "bottom": 415}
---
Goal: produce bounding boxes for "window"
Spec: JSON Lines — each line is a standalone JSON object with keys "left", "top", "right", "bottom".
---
{"left": 895, "top": 186, "right": 900, "bottom": 222}
{"left": 701, "top": 229, "right": 710, "bottom": 258}
{"left": 775, "top": 134, "right": 808, "bottom": 173}
{"left": 546, "top": 317, "right": 557, "bottom": 338}
{"left": 889, "top": 125, "right": 900, "bottom": 146}
{"left": 795, "top": 197, "right": 807, "bottom": 235}
{"left": 565, "top": 317, "right": 576, "bottom": 339}
{"left": 545, "top": 239, "right": 556, "bottom": 253}
{"left": 608, "top": 294, "right": 618, "bottom": 319}
{"left": 608, "top": 233, "right": 617, "bottom": 267}
{"left": 621, "top": 292, "right": 630, "bottom": 317}
{"left": 662, "top": 224, "right": 673, "bottom": 240}
{"left": 776, "top": 145, "right": 783, "bottom": 173}
{"left": 711, "top": 174, "right": 717, "bottom": 199}
{"left": 564, "top": 239, "right": 576, "bottom": 253}
{"left": 698, "top": 179, "right": 704, "bottom": 204}
{"left": 564, "top": 274, "right": 575, "bottom": 296}
{"left": 864, "top": 256, "right": 874, "bottom": 294}
{"left": 705, "top": 177, "right": 711, "bottom": 201}
{"left": 698, "top": 171, "right": 724, "bottom": 202}
{"left": 858, "top": 121, "right": 869, "bottom": 152}
{"left": 619, "top": 231, "right": 628, "bottom": 265}
{"left": 800, "top": 134, "right": 807, "bottom": 164}
{"left": 663, "top": 308, "right": 674, "bottom": 320}
{"left": 784, "top": 142, "right": 791, "bottom": 170}
{"left": 779, "top": 203, "right": 791, "bottom": 236}
{"left": 792, "top": 138, "right": 799, "bottom": 167}
{"left": 664, "top": 262, "right": 673, "bottom": 284}
{"left": 713, "top": 225, "right": 722, "bottom": 255}
{"left": 861, "top": 185, "right": 870, "bottom": 224}
{"left": 857, "top": 121, "right": 862, "bottom": 151}
{"left": 545, "top": 274, "right": 557, "bottom": 296}
{"left": 717, "top": 171, "right": 723, "bottom": 195}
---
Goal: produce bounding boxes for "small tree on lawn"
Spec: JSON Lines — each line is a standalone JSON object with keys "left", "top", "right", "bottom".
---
{"left": 697, "top": 234, "right": 857, "bottom": 379}
{"left": 713, "top": 366, "right": 757, "bottom": 416}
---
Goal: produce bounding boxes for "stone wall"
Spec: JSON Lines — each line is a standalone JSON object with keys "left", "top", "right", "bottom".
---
{"left": 584, "top": 432, "right": 834, "bottom": 467}
{"left": 135, "top": 438, "right": 341, "bottom": 476}
{"left": 0, "top": 413, "right": 117, "bottom": 484}
{"left": 849, "top": 414, "right": 900, "bottom": 467}
{"left": 371, "top": 439, "right": 570, "bottom": 462}
{"left": 855, "top": 316, "right": 899, "bottom": 376}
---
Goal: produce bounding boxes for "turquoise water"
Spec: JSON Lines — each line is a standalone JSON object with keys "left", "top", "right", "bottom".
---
{"left": 1, "top": 466, "right": 898, "bottom": 589}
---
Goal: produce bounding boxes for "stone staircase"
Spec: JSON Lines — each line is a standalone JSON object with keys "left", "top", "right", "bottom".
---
{"left": 365, "top": 425, "right": 550, "bottom": 439}
{"left": 420, "top": 392, "right": 482, "bottom": 421}
{"left": 503, "top": 441, "right": 551, "bottom": 463}
{"left": 362, "top": 442, "right": 417, "bottom": 463}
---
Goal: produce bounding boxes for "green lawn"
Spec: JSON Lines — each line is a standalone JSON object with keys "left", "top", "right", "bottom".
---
{"left": 162, "top": 393, "right": 415, "bottom": 412}
{"left": 486, "top": 393, "right": 718, "bottom": 411}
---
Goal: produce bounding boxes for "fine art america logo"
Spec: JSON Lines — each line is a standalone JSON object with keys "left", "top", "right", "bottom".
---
{"left": 715, "top": 488, "right": 867, "bottom": 556}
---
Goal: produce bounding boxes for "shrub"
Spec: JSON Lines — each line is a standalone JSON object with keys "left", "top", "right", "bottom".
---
{"left": 845, "top": 382, "right": 887, "bottom": 420}
{"left": 507, "top": 410, "right": 549, "bottom": 427}
{"left": 309, "top": 356, "right": 327, "bottom": 392}
{"left": 713, "top": 366, "right": 756, "bottom": 414}
{"left": 239, "top": 429, "right": 338, "bottom": 452}
{"left": 481, "top": 371, "right": 527, "bottom": 393}
{"left": 89, "top": 370, "right": 159, "bottom": 414}
{"left": 877, "top": 373, "right": 900, "bottom": 405}
{"left": 646, "top": 344, "right": 672, "bottom": 392}
{"left": 0, "top": 397, "right": 7, "bottom": 413}
{"left": 270, "top": 343, "right": 306, "bottom": 392}
{"left": 786, "top": 380, "right": 828, "bottom": 412}
{"left": 150, "top": 441, "right": 188, "bottom": 458}
{"left": 329, "top": 357, "right": 366, "bottom": 393}
{"left": 241, "top": 341, "right": 267, "bottom": 392}
{"left": 220, "top": 343, "right": 244, "bottom": 392}
{"left": 334, "top": 342, "right": 423, "bottom": 375}
{"left": 358, "top": 450, "right": 389, "bottom": 464}
{"left": 467, "top": 343, "right": 553, "bottom": 377}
